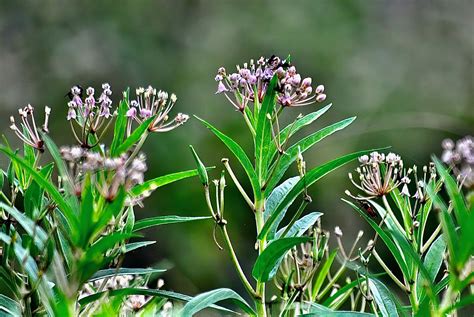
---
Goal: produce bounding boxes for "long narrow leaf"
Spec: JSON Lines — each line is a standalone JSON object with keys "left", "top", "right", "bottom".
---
{"left": 259, "top": 149, "right": 380, "bottom": 240}
{"left": 181, "top": 288, "right": 255, "bottom": 316}
{"left": 195, "top": 116, "right": 260, "bottom": 200}
{"left": 265, "top": 117, "right": 356, "bottom": 195}
{"left": 89, "top": 268, "right": 166, "bottom": 282}
{"left": 255, "top": 75, "right": 278, "bottom": 183}
{"left": 133, "top": 215, "right": 211, "bottom": 232}
{"left": 252, "top": 236, "right": 311, "bottom": 282}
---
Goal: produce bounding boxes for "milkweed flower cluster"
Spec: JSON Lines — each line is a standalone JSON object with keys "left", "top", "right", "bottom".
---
{"left": 126, "top": 86, "right": 189, "bottom": 136}
{"left": 215, "top": 55, "right": 327, "bottom": 110}
{"left": 60, "top": 145, "right": 147, "bottom": 201}
{"left": 9, "top": 104, "right": 51, "bottom": 152}
{"left": 67, "top": 83, "right": 116, "bottom": 148}
{"left": 441, "top": 136, "right": 474, "bottom": 188}
{"left": 346, "top": 152, "right": 410, "bottom": 200}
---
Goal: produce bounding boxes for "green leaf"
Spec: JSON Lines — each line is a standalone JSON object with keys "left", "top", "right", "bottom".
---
{"left": 255, "top": 75, "right": 278, "bottom": 183}
{"left": 369, "top": 278, "right": 404, "bottom": 317}
{"left": 302, "top": 312, "right": 375, "bottom": 316}
{"left": 86, "top": 233, "right": 133, "bottom": 259}
{"left": 115, "top": 115, "right": 154, "bottom": 155}
{"left": 433, "top": 157, "right": 474, "bottom": 266}
{"left": 181, "top": 288, "right": 255, "bottom": 316}
{"left": 265, "top": 117, "right": 356, "bottom": 194}
{"left": 416, "top": 235, "right": 446, "bottom": 298}
{"left": 344, "top": 199, "right": 410, "bottom": 278}
{"left": 131, "top": 168, "right": 212, "bottom": 196}
{"left": 252, "top": 236, "right": 311, "bottom": 282}
{"left": 24, "top": 162, "right": 54, "bottom": 218}
{"left": 259, "top": 149, "right": 380, "bottom": 240}
{"left": 42, "top": 134, "right": 80, "bottom": 211}
{"left": 276, "top": 212, "right": 322, "bottom": 239}
{"left": 312, "top": 249, "right": 338, "bottom": 299}
{"left": 418, "top": 234, "right": 445, "bottom": 294}
{"left": 89, "top": 268, "right": 166, "bottom": 282}
{"left": 264, "top": 176, "right": 299, "bottom": 240}
{"left": 267, "top": 104, "right": 332, "bottom": 163}
{"left": 124, "top": 241, "right": 156, "bottom": 253}
{"left": 1, "top": 144, "right": 79, "bottom": 241}
{"left": 133, "top": 215, "right": 212, "bottom": 232}
{"left": 79, "top": 288, "right": 235, "bottom": 314}
{"left": 189, "top": 145, "right": 209, "bottom": 186}
{"left": 110, "top": 91, "right": 129, "bottom": 156}
{"left": 195, "top": 116, "right": 260, "bottom": 200}
{"left": 79, "top": 175, "right": 95, "bottom": 247}
{"left": 0, "top": 202, "right": 48, "bottom": 249}
{"left": 0, "top": 294, "right": 21, "bottom": 316}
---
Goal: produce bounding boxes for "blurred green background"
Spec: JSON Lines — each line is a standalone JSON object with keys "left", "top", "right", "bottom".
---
{"left": 0, "top": 0, "right": 472, "bottom": 301}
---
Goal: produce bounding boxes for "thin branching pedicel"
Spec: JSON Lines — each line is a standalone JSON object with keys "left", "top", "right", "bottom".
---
{"left": 346, "top": 152, "right": 410, "bottom": 200}
{"left": 67, "top": 83, "right": 115, "bottom": 148}
{"left": 9, "top": 104, "right": 51, "bottom": 152}
{"left": 126, "top": 85, "right": 189, "bottom": 136}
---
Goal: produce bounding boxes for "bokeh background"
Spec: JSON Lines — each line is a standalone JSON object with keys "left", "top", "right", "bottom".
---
{"left": 1, "top": 0, "right": 472, "bottom": 305}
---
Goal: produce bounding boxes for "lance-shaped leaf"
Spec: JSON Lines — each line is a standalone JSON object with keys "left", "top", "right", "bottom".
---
{"left": 369, "top": 278, "right": 405, "bottom": 317}
{"left": 133, "top": 215, "right": 212, "bottom": 232}
{"left": 252, "top": 236, "right": 311, "bottom": 282}
{"left": 131, "top": 168, "right": 214, "bottom": 196}
{"left": 0, "top": 146, "right": 79, "bottom": 241}
{"left": 89, "top": 268, "right": 166, "bottom": 282}
{"left": 264, "top": 176, "right": 300, "bottom": 240}
{"left": 0, "top": 294, "right": 21, "bottom": 316}
{"left": 259, "top": 149, "right": 378, "bottom": 240}
{"left": 0, "top": 203, "right": 48, "bottom": 250}
{"left": 195, "top": 115, "right": 260, "bottom": 200}
{"left": 416, "top": 234, "right": 446, "bottom": 301}
{"left": 266, "top": 104, "right": 332, "bottom": 164}
{"left": 265, "top": 117, "right": 356, "bottom": 195}
{"left": 344, "top": 199, "right": 410, "bottom": 278}
{"left": 255, "top": 75, "right": 278, "bottom": 183}
{"left": 79, "top": 288, "right": 235, "bottom": 314}
{"left": 181, "top": 288, "right": 255, "bottom": 316}
{"left": 115, "top": 115, "right": 155, "bottom": 155}
{"left": 277, "top": 212, "right": 322, "bottom": 239}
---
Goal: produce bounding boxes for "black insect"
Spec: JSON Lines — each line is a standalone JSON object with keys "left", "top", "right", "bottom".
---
{"left": 267, "top": 55, "right": 291, "bottom": 69}
{"left": 358, "top": 200, "right": 377, "bottom": 218}
{"left": 65, "top": 85, "right": 83, "bottom": 100}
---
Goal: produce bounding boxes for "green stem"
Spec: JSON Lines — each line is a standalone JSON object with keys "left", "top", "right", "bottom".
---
{"left": 222, "top": 159, "right": 254, "bottom": 210}
{"left": 255, "top": 198, "right": 267, "bottom": 317}
{"left": 243, "top": 112, "right": 256, "bottom": 138}
{"left": 126, "top": 131, "right": 148, "bottom": 164}
{"left": 373, "top": 249, "right": 408, "bottom": 291}
{"left": 220, "top": 225, "right": 256, "bottom": 298}
{"left": 382, "top": 195, "right": 407, "bottom": 237}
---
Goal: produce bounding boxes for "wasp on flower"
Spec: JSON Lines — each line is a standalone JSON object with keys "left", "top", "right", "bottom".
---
{"left": 215, "top": 55, "right": 327, "bottom": 112}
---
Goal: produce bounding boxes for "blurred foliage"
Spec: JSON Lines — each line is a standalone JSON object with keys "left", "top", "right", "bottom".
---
{"left": 0, "top": 0, "right": 472, "bottom": 299}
